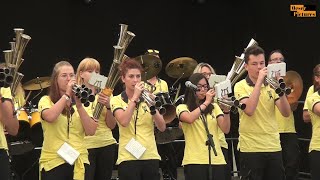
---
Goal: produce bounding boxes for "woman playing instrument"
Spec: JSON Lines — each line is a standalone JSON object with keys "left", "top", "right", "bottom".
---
{"left": 303, "top": 64, "right": 320, "bottom": 123}
{"left": 38, "top": 61, "right": 97, "bottom": 180}
{"left": 305, "top": 67, "right": 320, "bottom": 179}
{"left": 0, "top": 86, "right": 19, "bottom": 179}
{"left": 76, "top": 57, "right": 117, "bottom": 180}
{"left": 110, "top": 58, "right": 166, "bottom": 180}
{"left": 176, "top": 73, "right": 230, "bottom": 180}
{"left": 268, "top": 50, "right": 300, "bottom": 180}
{"left": 193, "top": 63, "right": 231, "bottom": 180}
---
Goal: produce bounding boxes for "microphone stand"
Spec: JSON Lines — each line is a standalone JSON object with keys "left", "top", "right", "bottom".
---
{"left": 200, "top": 114, "right": 217, "bottom": 180}
{"left": 28, "top": 77, "right": 44, "bottom": 109}
{"left": 169, "top": 73, "right": 184, "bottom": 102}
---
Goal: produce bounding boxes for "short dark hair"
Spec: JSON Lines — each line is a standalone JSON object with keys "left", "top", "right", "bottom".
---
{"left": 119, "top": 58, "right": 144, "bottom": 78}
{"left": 244, "top": 45, "right": 265, "bottom": 64}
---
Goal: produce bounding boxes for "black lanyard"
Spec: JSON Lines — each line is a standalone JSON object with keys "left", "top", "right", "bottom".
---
{"left": 66, "top": 107, "right": 73, "bottom": 139}
{"left": 134, "top": 103, "right": 139, "bottom": 135}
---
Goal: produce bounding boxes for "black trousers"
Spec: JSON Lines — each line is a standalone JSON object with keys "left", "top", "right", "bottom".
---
{"left": 240, "top": 151, "right": 284, "bottom": 180}
{"left": 221, "top": 147, "right": 231, "bottom": 180}
{"left": 280, "top": 133, "right": 299, "bottom": 180}
{"left": 118, "top": 160, "right": 160, "bottom": 180}
{"left": 85, "top": 144, "right": 116, "bottom": 180}
{"left": 310, "top": 150, "right": 320, "bottom": 180}
{"left": 184, "top": 164, "right": 225, "bottom": 180}
{"left": 0, "top": 149, "right": 9, "bottom": 180}
{"left": 41, "top": 163, "right": 89, "bottom": 180}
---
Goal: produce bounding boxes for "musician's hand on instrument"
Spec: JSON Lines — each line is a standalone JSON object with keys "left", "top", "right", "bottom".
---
{"left": 133, "top": 82, "right": 144, "bottom": 101}
{"left": 205, "top": 89, "right": 215, "bottom": 104}
{"left": 98, "top": 92, "right": 110, "bottom": 107}
{"left": 74, "top": 95, "right": 82, "bottom": 108}
{"left": 66, "top": 79, "right": 76, "bottom": 97}
{"left": 257, "top": 67, "right": 268, "bottom": 84}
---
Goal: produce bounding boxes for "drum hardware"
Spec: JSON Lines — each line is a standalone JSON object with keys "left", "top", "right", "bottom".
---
{"left": 135, "top": 54, "right": 162, "bottom": 81}
{"left": 165, "top": 57, "right": 198, "bottom": 79}
{"left": 166, "top": 57, "right": 197, "bottom": 102}
{"left": 283, "top": 70, "right": 303, "bottom": 105}
{"left": 155, "top": 126, "right": 183, "bottom": 144}
{"left": 22, "top": 76, "right": 51, "bottom": 91}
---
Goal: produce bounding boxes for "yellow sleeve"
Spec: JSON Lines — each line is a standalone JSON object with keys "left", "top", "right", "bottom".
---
{"left": 307, "top": 92, "right": 320, "bottom": 112}
{"left": 38, "top": 96, "right": 53, "bottom": 113}
{"left": 110, "top": 95, "right": 124, "bottom": 114}
{"left": 1, "top": 87, "right": 12, "bottom": 99}
{"left": 161, "top": 80, "right": 169, "bottom": 93}
{"left": 304, "top": 86, "right": 314, "bottom": 110}
{"left": 176, "top": 104, "right": 189, "bottom": 119}
{"left": 234, "top": 81, "right": 249, "bottom": 101}
{"left": 213, "top": 103, "right": 223, "bottom": 117}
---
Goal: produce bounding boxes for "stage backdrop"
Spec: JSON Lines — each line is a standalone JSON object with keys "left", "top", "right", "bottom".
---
{"left": 1, "top": 0, "right": 319, "bottom": 176}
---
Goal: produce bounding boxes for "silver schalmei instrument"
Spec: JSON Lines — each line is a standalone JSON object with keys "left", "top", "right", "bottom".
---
{"left": 93, "top": 24, "right": 135, "bottom": 119}
{"left": 72, "top": 84, "right": 95, "bottom": 107}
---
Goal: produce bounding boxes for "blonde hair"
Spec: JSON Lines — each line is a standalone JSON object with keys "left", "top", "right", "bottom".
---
{"left": 76, "top": 57, "right": 100, "bottom": 84}
{"left": 193, "top": 62, "right": 216, "bottom": 74}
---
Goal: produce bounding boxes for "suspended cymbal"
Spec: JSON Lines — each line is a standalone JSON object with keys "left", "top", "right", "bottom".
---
{"left": 165, "top": 57, "right": 197, "bottom": 78}
{"left": 135, "top": 54, "right": 162, "bottom": 80}
{"left": 23, "top": 76, "right": 51, "bottom": 91}
{"left": 283, "top": 71, "right": 303, "bottom": 104}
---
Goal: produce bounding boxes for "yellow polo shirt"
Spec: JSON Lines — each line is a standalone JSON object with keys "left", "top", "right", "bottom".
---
{"left": 0, "top": 87, "right": 12, "bottom": 150}
{"left": 306, "top": 91, "right": 320, "bottom": 152}
{"left": 234, "top": 77, "right": 281, "bottom": 152}
{"left": 275, "top": 109, "right": 295, "bottom": 133}
{"left": 151, "top": 78, "right": 169, "bottom": 94}
{"left": 176, "top": 103, "right": 226, "bottom": 165}
{"left": 38, "top": 96, "right": 90, "bottom": 180}
{"left": 110, "top": 92, "right": 161, "bottom": 165}
{"left": 84, "top": 95, "right": 116, "bottom": 149}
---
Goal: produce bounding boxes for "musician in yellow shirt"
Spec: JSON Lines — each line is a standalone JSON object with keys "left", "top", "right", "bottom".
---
{"left": 193, "top": 62, "right": 231, "bottom": 180}
{"left": 110, "top": 58, "right": 166, "bottom": 180}
{"left": 234, "top": 46, "right": 291, "bottom": 179}
{"left": 303, "top": 64, "right": 320, "bottom": 123}
{"left": 0, "top": 86, "right": 19, "bottom": 179}
{"left": 38, "top": 61, "right": 97, "bottom": 180}
{"left": 76, "top": 57, "right": 117, "bottom": 180}
{"left": 177, "top": 73, "right": 230, "bottom": 180}
{"left": 268, "top": 50, "right": 299, "bottom": 180}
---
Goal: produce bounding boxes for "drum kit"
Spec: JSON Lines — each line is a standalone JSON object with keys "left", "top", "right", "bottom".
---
{"left": 6, "top": 76, "right": 50, "bottom": 156}
{"left": 135, "top": 54, "right": 198, "bottom": 144}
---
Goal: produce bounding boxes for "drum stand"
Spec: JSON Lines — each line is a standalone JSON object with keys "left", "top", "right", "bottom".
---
{"left": 9, "top": 155, "right": 21, "bottom": 180}
{"left": 159, "top": 143, "right": 178, "bottom": 180}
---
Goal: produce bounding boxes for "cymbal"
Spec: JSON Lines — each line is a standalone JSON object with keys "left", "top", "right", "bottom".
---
{"left": 165, "top": 57, "right": 197, "bottom": 78}
{"left": 135, "top": 54, "right": 162, "bottom": 80}
{"left": 23, "top": 76, "right": 51, "bottom": 91}
{"left": 283, "top": 71, "right": 303, "bottom": 104}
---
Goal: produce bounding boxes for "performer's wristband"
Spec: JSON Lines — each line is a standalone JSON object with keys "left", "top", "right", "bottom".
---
{"left": 63, "top": 94, "right": 70, "bottom": 101}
